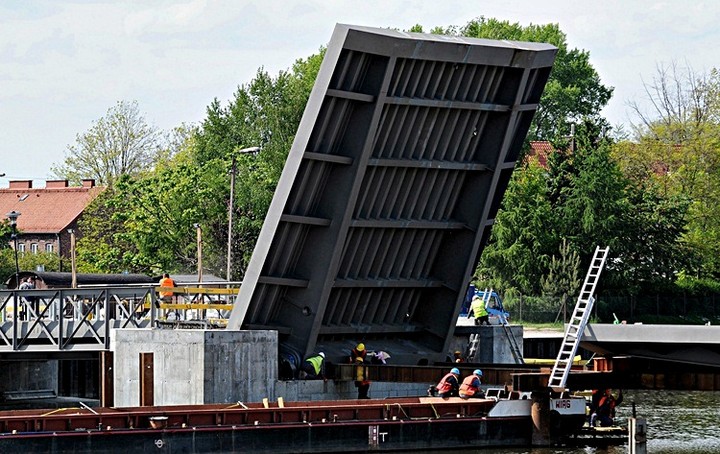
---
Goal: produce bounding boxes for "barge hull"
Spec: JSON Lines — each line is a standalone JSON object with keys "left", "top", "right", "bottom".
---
{"left": 0, "top": 398, "right": 535, "bottom": 453}
{"left": 0, "top": 417, "right": 532, "bottom": 453}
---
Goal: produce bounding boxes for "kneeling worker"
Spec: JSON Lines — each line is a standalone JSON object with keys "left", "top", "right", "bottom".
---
{"left": 301, "top": 352, "right": 326, "bottom": 380}
{"left": 459, "top": 369, "right": 485, "bottom": 399}
{"left": 434, "top": 367, "right": 460, "bottom": 398}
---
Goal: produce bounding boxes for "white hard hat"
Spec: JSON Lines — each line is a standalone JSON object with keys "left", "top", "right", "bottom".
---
{"left": 318, "top": 352, "right": 325, "bottom": 358}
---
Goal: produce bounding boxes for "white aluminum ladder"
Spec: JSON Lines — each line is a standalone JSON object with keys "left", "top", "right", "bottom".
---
{"left": 548, "top": 246, "right": 610, "bottom": 389}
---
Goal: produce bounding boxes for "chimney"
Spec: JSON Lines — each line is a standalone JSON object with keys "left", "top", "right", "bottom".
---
{"left": 81, "top": 179, "right": 96, "bottom": 188}
{"left": 9, "top": 180, "right": 32, "bottom": 189}
{"left": 46, "top": 180, "right": 69, "bottom": 189}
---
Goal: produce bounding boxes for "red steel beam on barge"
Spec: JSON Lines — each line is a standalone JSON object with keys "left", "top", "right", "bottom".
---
{"left": 0, "top": 397, "right": 498, "bottom": 434}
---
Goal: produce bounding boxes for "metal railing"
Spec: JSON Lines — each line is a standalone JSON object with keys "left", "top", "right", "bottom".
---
{"left": 0, "top": 286, "right": 238, "bottom": 352}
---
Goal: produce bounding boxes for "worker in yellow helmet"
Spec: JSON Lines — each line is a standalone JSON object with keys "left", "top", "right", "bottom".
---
{"left": 348, "top": 342, "right": 367, "bottom": 364}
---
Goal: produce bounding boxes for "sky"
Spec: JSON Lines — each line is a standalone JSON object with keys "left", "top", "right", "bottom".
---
{"left": 1, "top": 0, "right": 718, "bottom": 188}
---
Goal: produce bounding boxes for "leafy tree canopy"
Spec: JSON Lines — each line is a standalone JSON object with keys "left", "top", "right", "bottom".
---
{"left": 52, "top": 100, "right": 163, "bottom": 187}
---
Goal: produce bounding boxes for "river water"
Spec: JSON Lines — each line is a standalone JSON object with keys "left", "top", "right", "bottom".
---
{"left": 475, "top": 389, "right": 720, "bottom": 453}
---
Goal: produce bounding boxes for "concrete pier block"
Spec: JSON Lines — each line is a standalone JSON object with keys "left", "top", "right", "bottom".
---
{"left": 112, "top": 329, "right": 277, "bottom": 407}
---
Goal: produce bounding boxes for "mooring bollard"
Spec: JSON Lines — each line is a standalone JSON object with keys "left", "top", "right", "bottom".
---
{"left": 629, "top": 402, "right": 647, "bottom": 454}
{"left": 530, "top": 388, "right": 551, "bottom": 446}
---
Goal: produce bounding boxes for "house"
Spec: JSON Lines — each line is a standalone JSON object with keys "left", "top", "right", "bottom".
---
{"left": 1, "top": 179, "right": 104, "bottom": 261}
{"left": 527, "top": 141, "right": 553, "bottom": 168}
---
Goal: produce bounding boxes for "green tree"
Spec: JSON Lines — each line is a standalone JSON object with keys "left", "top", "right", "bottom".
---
{"left": 194, "top": 54, "right": 323, "bottom": 279}
{"left": 478, "top": 161, "right": 555, "bottom": 295}
{"left": 52, "top": 100, "right": 163, "bottom": 187}
{"left": 76, "top": 135, "right": 215, "bottom": 275}
{"left": 541, "top": 238, "right": 581, "bottom": 323}
{"left": 75, "top": 53, "right": 324, "bottom": 279}
{"left": 621, "top": 64, "right": 720, "bottom": 279}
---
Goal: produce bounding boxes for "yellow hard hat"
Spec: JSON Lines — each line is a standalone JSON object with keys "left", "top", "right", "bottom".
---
{"left": 356, "top": 343, "right": 365, "bottom": 352}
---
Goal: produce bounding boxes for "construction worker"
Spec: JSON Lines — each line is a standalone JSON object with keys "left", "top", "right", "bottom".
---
{"left": 459, "top": 369, "right": 485, "bottom": 399}
{"left": 300, "top": 352, "right": 326, "bottom": 380}
{"left": 158, "top": 273, "right": 178, "bottom": 319}
{"left": 158, "top": 273, "right": 175, "bottom": 301}
{"left": 453, "top": 350, "right": 465, "bottom": 363}
{"left": 354, "top": 356, "right": 371, "bottom": 399}
{"left": 433, "top": 367, "right": 460, "bottom": 398}
{"left": 468, "top": 294, "right": 489, "bottom": 325}
{"left": 349, "top": 343, "right": 367, "bottom": 363}
{"left": 591, "top": 389, "right": 624, "bottom": 427}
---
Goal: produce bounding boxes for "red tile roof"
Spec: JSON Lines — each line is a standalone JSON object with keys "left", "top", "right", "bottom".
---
{"left": 0, "top": 181, "right": 104, "bottom": 234}
{"left": 527, "top": 141, "right": 553, "bottom": 168}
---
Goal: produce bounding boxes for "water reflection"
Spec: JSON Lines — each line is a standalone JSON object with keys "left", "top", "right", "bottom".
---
{"left": 428, "top": 390, "right": 720, "bottom": 453}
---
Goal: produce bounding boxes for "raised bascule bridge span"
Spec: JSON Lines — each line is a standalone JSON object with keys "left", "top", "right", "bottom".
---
{"left": 226, "top": 24, "right": 558, "bottom": 367}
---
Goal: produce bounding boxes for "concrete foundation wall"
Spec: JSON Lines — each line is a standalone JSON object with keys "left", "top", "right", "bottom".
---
{"left": 203, "top": 330, "right": 277, "bottom": 404}
{"left": 112, "top": 329, "right": 277, "bottom": 407}
{"left": 452, "top": 325, "right": 524, "bottom": 363}
{"left": 273, "top": 380, "right": 430, "bottom": 402}
{"left": 111, "top": 329, "right": 435, "bottom": 406}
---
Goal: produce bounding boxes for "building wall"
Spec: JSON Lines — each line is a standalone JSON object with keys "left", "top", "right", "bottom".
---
{"left": 112, "top": 329, "right": 277, "bottom": 407}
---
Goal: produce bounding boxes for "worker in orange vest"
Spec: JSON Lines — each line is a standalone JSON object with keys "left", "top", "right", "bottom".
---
{"left": 459, "top": 369, "right": 485, "bottom": 398}
{"left": 431, "top": 367, "right": 460, "bottom": 398}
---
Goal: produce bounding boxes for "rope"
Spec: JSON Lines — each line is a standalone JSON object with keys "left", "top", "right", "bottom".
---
{"left": 40, "top": 407, "right": 76, "bottom": 417}
{"left": 223, "top": 401, "right": 249, "bottom": 409}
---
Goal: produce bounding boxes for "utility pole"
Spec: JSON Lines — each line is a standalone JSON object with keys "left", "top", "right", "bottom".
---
{"left": 226, "top": 146, "right": 260, "bottom": 283}
{"left": 227, "top": 155, "right": 237, "bottom": 283}
{"left": 194, "top": 224, "right": 203, "bottom": 284}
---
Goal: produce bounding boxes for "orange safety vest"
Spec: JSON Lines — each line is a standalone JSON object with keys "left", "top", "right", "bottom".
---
{"left": 436, "top": 372, "right": 458, "bottom": 394}
{"left": 159, "top": 277, "right": 175, "bottom": 298}
{"left": 459, "top": 375, "right": 481, "bottom": 396}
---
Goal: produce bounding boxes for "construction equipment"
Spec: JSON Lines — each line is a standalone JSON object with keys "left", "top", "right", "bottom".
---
{"left": 549, "top": 246, "right": 610, "bottom": 390}
{"left": 464, "top": 288, "right": 522, "bottom": 364}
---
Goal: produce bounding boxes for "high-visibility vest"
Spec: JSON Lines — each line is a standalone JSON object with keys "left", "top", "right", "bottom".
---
{"left": 307, "top": 355, "right": 324, "bottom": 375}
{"left": 459, "top": 375, "right": 481, "bottom": 396}
{"left": 436, "top": 372, "right": 458, "bottom": 394}
{"left": 471, "top": 298, "right": 488, "bottom": 318}
{"left": 159, "top": 277, "right": 175, "bottom": 298}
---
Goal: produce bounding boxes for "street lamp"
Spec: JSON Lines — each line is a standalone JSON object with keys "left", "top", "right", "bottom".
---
{"left": 227, "top": 146, "right": 260, "bottom": 282}
{"left": 6, "top": 211, "right": 21, "bottom": 288}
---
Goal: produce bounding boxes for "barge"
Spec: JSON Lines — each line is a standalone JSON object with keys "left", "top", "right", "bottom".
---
{"left": 0, "top": 394, "right": 590, "bottom": 453}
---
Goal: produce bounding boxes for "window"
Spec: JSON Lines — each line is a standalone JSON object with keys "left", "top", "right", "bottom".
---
{"left": 30, "top": 243, "right": 38, "bottom": 254}
{"left": 17, "top": 243, "right": 25, "bottom": 253}
{"left": 45, "top": 243, "right": 54, "bottom": 253}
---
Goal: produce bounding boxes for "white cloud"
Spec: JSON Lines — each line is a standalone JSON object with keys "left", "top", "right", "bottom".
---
{"left": 1, "top": 0, "right": 718, "bottom": 185}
